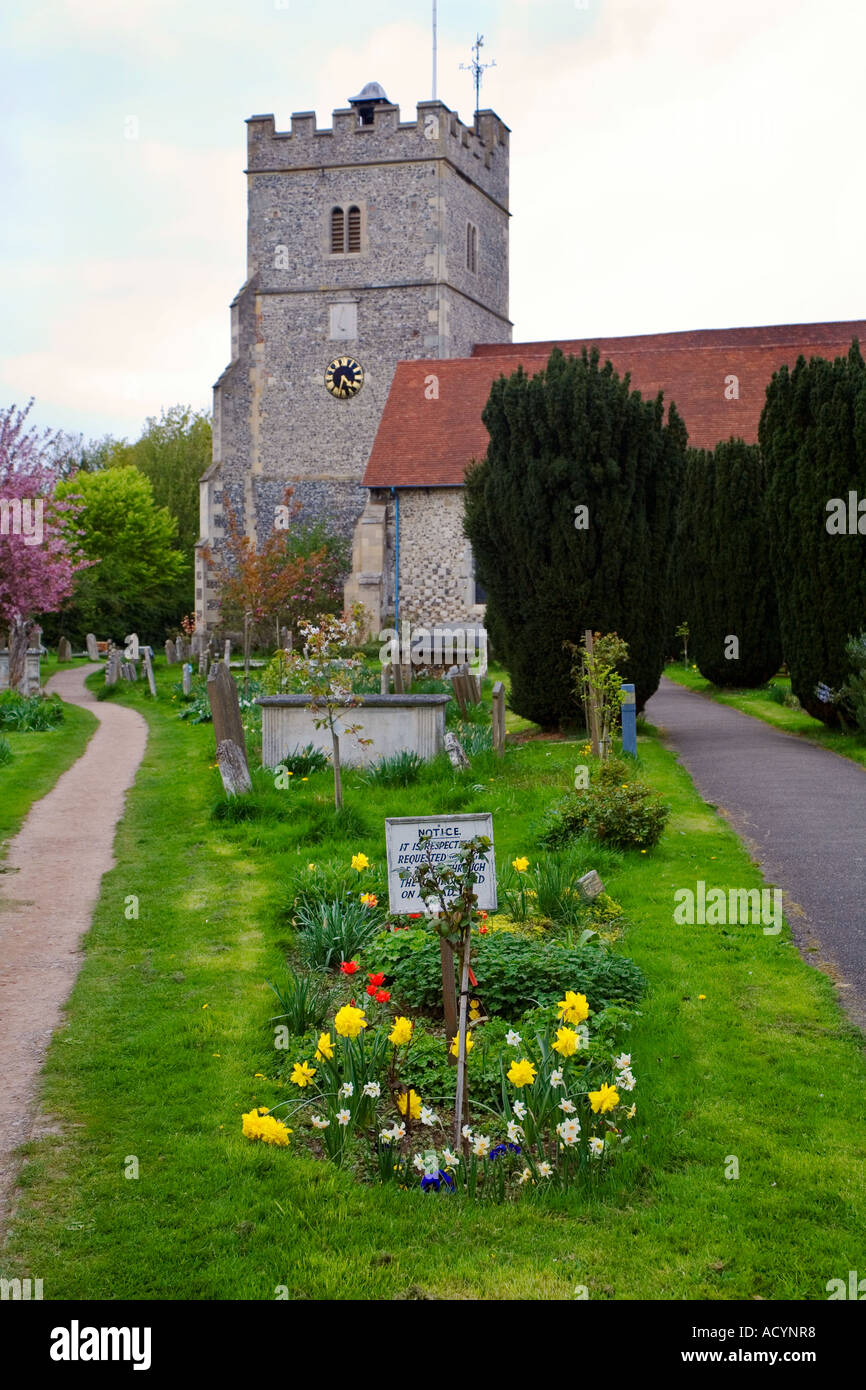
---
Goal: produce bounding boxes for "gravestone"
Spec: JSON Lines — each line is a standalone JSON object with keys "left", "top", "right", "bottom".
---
{"left": 223, "top": 639, "right": 232, "bottom": 664}
{"left": 122, "top": 662, "right": 137, "bottom": 681}
{"left": 176, "top": 635, "right": 188, "bottom": 663}
{"left": 380, "top": 663, "right": 390, "bottom": 695}
{"left": 86, "top": 633, "right": 100, "bottom": 661}
{"left": 198, "top": 651, "right": 208, "bottom": 677}
{"left": 280, "top": 626, "right": 292, "bottom": 653}
{"left": 141, "top": 646, "right": 157, "bottom": 697}
{"left": 207, "top": 662, "right": 251, "bottom": 796}
{"left": 191, "top": 630, "right": 205, "bottom": 659}
{"left": 577, "top": 869, "right": 604, "bottom": 902}
{"left": 105, "top": 648, "right": 121, "bottom": 685}
{"left": 182, "top": 663, "right": 192, "bottom": 695}
{"left": 165, "top": 639, "right": 177, "bottom": 665}
{"left": 444, "top": 731, "right": 470, "bottom": 769}
{"left": 57, "top": 637, "right": 72, "bottom": 663}
{"left": 492, "top": 680, "right": 506, "bottom": 757}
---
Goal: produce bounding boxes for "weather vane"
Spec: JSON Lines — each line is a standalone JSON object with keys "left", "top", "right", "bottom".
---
{"left": 460, "top": 33, "right": 496, "bottom": 124}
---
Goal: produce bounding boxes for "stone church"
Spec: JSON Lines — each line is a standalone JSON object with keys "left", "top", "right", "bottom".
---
{"left": 196, "top": 83, "right": 866, "bottom": 637}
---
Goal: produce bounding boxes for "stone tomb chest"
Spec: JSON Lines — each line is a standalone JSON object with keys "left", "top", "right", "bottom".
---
{"left": 257, "top": 693, "right": 450, "bottom": 770}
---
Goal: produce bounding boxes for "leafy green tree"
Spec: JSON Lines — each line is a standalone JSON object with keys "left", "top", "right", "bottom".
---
{"left": 464, "top": 348, "right": 687, "bottom": 726}
{"left": 760, "top": 341, "right": 866, "bottom": 723}
{"left": 123, "top": 406, "right": 211, "bottom": 557}
{"left": 53, "top": 468, "right": 184, "bottom": 644}
{"left": 675, "top": 439, "right": 781, "bottom": 687}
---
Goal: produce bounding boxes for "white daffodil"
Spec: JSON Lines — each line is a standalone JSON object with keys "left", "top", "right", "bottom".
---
{"left": 363, "top": 1081, "right": 381, "bottom": 1098}
{"left": 518, "top": 1167, "right": 533, "bottom": 1185}
{"left": 336, "top": 1108, "right": 351, "bottom": 1126}
{"left": 473, "top": 1134, "right": 491, "bottom": 1159}
{"left": 559, "top": 1098, "right": 577, "bottom": 1114}
{"left": 338, "top": 1082, "right": 354, "bottom": 1099}
{"left": 589, "top": 1136, "right": 604, "bottom": 1156}
{"left": 538, "top": 1161, "right": 553, "bottom": 1178}
{"left": 461, "top": 1124, "right": 474, "bottom": 1141}
{"left": 419, "top": 1106, "right": 438, "bottom": 1127}
{"left": 413, "top": 1154, "right": 427, "bottom": 1173}
{"left": 550, "top": 1068, "right": 564, "bottom": 1088}
{"left": 557, "top": 1118, "right": 581, "bottom": 1146}
{"left": 506, "top": 1120, "right": 524, "bottom": 1143}
{"left": 512, "top": 1100, "right": 527, "bottom": 1120}
{"left": 506, "top": 1029, "right": 522, "bottom": 1048}
{"left": 616, "top": 1068, "right": 636, "bottom": 1092}
{"left": 442, "top": 1148, "right": 460, "bottom": 1168}
{"left": 390, "top": 1122, "right": 406, "bottom": 1141}
{"left": 614, "top": 1053, "right": 631, "bottom": 1070}
{"left": 379, "top": 1129, "right": 393, "bottom": 1145}
{"left": 626, "top": 1103, "right": 637, "bottom": 1119}
{"left": 311, "top": 1115, "right": 329, "bottom": 1129}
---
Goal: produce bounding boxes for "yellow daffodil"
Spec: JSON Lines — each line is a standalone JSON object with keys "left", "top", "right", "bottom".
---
{"left": 512, "top": 856, "right": 529, "bottom": 872}
{"left": 307, "top": 862, "right": 316, "bottom": 871}
{"left": 351, "top": 852, "right": 370, "bottom": 871}
{"left": 450, "top": 1030, "right": 474, "bottom": 1057}
{"left": 552, "top": 1026, "right": 579, "bottom": 1057}
{"left": 396, "top": 1089, "right": 422, "bottom": 1120}
{"left": 388, "top": 1016, "right": 413, "bottom": 1046}
{"left": 241, "top": 1108, "right": 291, "bottom": 1147}
{"left": 556, "top": 990, "right": 590, "bottom": 1025}
{"left": 314, "top": 1032, "right": 334, "bottom": 1061}
{"left": 289, "top": 1060, "right": 316, "bottom": 1088}
{"left": 334, "top": 1004, "right": 367, "bottom": 1039}
{"left": 507, "top": 1057, "right": 537, "bottom": 1087}
{"left": 588, "top": 1082, "right": 619, "bottom": 1114}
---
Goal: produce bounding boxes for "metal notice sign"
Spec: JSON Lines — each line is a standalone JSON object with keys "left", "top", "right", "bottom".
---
{"left": 384, "top": 813, "right": 497, "bottom": 915}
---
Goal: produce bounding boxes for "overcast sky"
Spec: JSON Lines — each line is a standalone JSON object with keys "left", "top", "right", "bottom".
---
{"left": 2, "top": 0, "right": 864, "bottom": 442}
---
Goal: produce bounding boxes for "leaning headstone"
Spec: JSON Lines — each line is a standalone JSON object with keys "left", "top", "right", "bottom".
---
{"left": 57, "top": 637, "right": 72, "bottom": 663}
{"left": 182, "top": 662, "right": 192, "bottom": 695}
{"left": 577, "top": 870, "right": 604, "bottom": 902}
{"left": 165, "top": 639, "right": 177, "bottom": 666}
{"left": 105, "top": 648, "right": 121, "bottom": 685}
{"left": 86, "top": 633, "right": 100, "bottom": 661}
{"left": 444, "top": 731, "right": 470, "bottom": 769}
{"left": 122, "top": 662, "right": 137, "bottom": 682}
{"left": 141, "top": 646, "right": 157, "bottom": 697}
{"left": 207, "top": 662, "right": 251, "bottom": 796}
{"left": 492, "top": 680, "right": 506, "bottom": 757}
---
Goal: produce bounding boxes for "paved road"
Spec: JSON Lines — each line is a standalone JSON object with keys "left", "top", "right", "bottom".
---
{"left": 0, "top": 665, "right": 147, "bottom": 1233}
{"left": 645, "top": 678, "right": 866, "bottom": 1029}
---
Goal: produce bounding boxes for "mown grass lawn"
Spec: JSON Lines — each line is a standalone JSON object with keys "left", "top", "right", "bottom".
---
{"left": 0, "top": 660, "right": 97, "bottom": 850}
{"left": 663, "top": 664, "right": 866, "bottom": 770}
{"left": 1, "top": 659, "right": 865, "bottom": 1300}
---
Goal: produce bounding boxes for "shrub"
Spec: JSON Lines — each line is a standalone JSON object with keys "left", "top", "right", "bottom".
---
{"left": 0, "top": 735, "right": 12, "bottom": 766}
{"left": 295, "top": 898, "right": 385, "bottom": 970}
{"left": 267, "top": 969, "right": 330, "bottom": 1034}
{"left": 499, "top": 848, "right": 623, "bottom": 928}
{"left": 451, "top": 721, "right": 493, "bottom": 756}
{"left": 464, "top": 346, "right": 687, "bottom": 725}
{"left": 540, "top": 782, "right": 669, "bottom": 851}
{"left": 361, "top": 750, "right": 424, "bottom": 788}
{"left": 372, "top": 927, "right": 646, "bottom": 1020}
{"left": 765, "top": 681, "right": 787, "bottom": 705}
{"left": 0, "top": 692, "right": 64, "bottom": 731}
{"left": 840, "top": 632, "right": 866, "bottom": 733}
{"left": 675, "top": 439, "right": 781, "bottom": 687}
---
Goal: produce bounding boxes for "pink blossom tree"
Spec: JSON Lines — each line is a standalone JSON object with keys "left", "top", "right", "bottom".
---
{"left": 0, "top": 401, "right": 87, "bottom": 692}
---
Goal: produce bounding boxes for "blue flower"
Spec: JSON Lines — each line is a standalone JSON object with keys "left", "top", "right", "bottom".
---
{"left": 490, "top": 1142, "right": 522, "bottom": 1161}
{"left": 421, "top": 1170, "right": 455, "bottom": 1192}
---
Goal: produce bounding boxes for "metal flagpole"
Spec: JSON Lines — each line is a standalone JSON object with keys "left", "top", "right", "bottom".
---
{"left": 432, "top": 0, "right": 438, "bottom": 100}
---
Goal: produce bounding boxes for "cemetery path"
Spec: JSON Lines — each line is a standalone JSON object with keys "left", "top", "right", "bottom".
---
{"left": 0, "top": 664, "right": 148, "bottom": 1233}
{"left": 646, "top": 677, "right": 866, "bottom": 1029}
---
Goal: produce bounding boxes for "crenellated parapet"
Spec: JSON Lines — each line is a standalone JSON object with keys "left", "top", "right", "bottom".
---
{"left": 246, "top": 99, "right": 509, "bottom": 209}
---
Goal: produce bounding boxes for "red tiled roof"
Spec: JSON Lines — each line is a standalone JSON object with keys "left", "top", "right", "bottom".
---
{"left": 363, "top": 321, "right": 866, "bottom": 487}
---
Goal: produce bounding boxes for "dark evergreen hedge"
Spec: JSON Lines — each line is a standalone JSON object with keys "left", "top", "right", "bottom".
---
{"left": 759, "top": 341, "right": 866, "bottom": 723}
{"left": 464, "top": 348, "right": 687, "bottom": 727}
{"left": 676, "top": 439, "right": 781, "bottom": 687}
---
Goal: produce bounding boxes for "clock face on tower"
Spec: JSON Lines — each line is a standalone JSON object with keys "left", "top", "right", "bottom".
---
{"left": 324, "top": 356, "right": 365, "bottom": 400}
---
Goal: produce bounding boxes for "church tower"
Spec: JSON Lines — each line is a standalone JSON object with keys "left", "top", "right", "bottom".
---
{"left": 196, "top": 84, "right": 511, "bottom": 632}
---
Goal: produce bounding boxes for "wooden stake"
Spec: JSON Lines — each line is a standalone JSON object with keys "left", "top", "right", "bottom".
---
{"left": 585, "top": 629, "right": 601, "bottom": 757}
{"left": 440, "top": 937, "right": 458, "bottom": 1064}
{"left": 453, "top": 927, "right": 473, "bottom": 1147}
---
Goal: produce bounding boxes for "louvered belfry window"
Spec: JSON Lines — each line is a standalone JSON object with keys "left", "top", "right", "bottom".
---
{"left": 347, "top": 206, "right": 361, "bottom": 253}
{"left": 331, "top": 207, "right": 345, "bottom": 254}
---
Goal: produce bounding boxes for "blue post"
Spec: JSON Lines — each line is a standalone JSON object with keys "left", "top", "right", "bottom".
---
{"left": 621, "top": 683, "right": 637, "bottom": 757}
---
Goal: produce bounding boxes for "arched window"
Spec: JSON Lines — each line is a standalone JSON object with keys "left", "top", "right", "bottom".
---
{"left": 347, "top": 205, "right": 362, "bottom": 253}
{"left": 466, "top": 221, "right": 478, "bottom": 274}
{"left": 331, "top": 207, "right": 345, "bottom": 254}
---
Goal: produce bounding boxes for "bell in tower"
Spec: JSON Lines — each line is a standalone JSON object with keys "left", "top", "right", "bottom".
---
{"left": 348, "top": 81, "right": 390, "bottom": 126}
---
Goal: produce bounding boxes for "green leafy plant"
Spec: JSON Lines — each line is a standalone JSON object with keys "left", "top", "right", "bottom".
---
{"left": 540, "top": 782, "right": 669, "bottom": 851}
{"left": 278, "top": 743, "right": 330, "bottom": 776}
{"left": 361, "top": 750, "right": 424, "bottom": 787}
{"left": 267, "top": 968, "right": 330, "bottom": 1034}
{"left": 840, "top": 632, "right": 866, "bottom": 733}
{"left": 295, "top": 898, "right": 385, "bottom": 970}
{"left": 0, "top": 692, "right": 64, "bottom": 731}
{"left": 0, "top": 734, "right": 12, "bottom": 766}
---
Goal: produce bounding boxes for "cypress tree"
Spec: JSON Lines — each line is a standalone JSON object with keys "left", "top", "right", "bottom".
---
{"left": 676, "top": 439, "right": 781, "bottom": 686}
{"left": 760, "top": 341, "right": 866, "bottom": 723}
{"left": 464, "top": 348, "right": 687, "bottom": 727}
